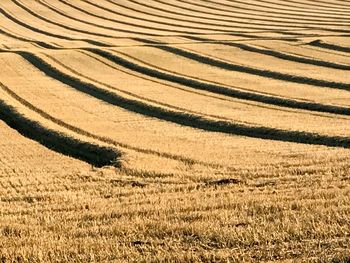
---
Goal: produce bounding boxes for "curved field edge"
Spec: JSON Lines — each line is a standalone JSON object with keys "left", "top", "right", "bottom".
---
{"left": 0, "top": 95, "right": 120, "bottom": 167}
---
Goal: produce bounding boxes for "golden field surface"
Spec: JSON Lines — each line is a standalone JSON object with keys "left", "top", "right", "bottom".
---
{"left": 0, "top": 0, "right": 350, "bottom": 262}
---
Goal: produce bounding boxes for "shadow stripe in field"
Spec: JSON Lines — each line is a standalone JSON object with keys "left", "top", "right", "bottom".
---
{"left": 182, "top": 36, "right": 350, "bottom": 71}
{"left": 135, "top": 38, "right": 350, "bottom": 91}
{"left": 86, "top": 48, "right": 350, "bottom": 116}
{"left": 17, "top": 51, "right": 350, "bottom": 149}
{"left": 0, "top": 86, "right": 120, "bottom": 167}
{"left": 0, "top": 6, "right": 111, "bottom": 47}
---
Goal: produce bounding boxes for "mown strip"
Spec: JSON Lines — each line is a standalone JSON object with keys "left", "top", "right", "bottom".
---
{"left": 0, "top": 27, "right": 59, "bottom": 49}
{"left": 136, "top": 38, "right": 350, "bottom": 91}
{"left": 12, "top": 0, "right": 133, "bottom": 39}
{"left": 184, "top": 36, "right": 350, "bottom": 71}
{"left": 186, "top": 0, "right": 350, "bottom": 17}
{"left": 0, "top": 6, "right": 111, "bottom": 47}
{"left": 179, "top": 0, "right": 350, "bottom": 17}
{"left": 0, "top": 97, "right": 120, "bottom": 167}
{"left": 52, "top": 0, "right": 224, "bottom": 35}
{"left": 86, "top": 47, "right": 350, "bottom": 116}
{"left": 18, "top": 51, "right": 350, "bottom": 149}
{"left": 81, "top": 0, "right": 308, "bottom": 30}
{"left": 309, "top": 40, "right": 350, "bottom": 53}
{"left": 152, "top": 0, "right": 350, "bottom": 22}
{"left": 0, "top": 80, "right": 204, "bottom": 167}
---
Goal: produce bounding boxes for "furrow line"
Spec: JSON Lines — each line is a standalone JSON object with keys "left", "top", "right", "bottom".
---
{"left": 0, "top": 83, "right": 120, "bottom": 167}
{"left": 17, "top": 50, "right": 350, "bottom": 149}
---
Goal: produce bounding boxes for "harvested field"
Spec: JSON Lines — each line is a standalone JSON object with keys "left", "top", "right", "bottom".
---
{"left": 0, "top": 0, "right": 349, "bottom": 262}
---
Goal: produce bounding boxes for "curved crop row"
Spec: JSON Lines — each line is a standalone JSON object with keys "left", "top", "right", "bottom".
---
{"left": 208, "top": 0, "right": 350, "bottom": 15}
{"left": 135, "top": 38, "right": 350, "bottom": 91}
{"left": 309, "top": 40, "right": 350, "bottom": 53}
{"left": 186, "top": 36, "right": 350, "bottom": 70}
{"left": 0, "top": 87, "right": 120, "bottom": 167}
{"left": 86, "top": 0, "right": 347, "bottom": 28}
{"left": 86, "top": 48, "right": 350, "bottom": 116}
{"left": 125, "top": 0, "right": 349, "bottom": 26}
{"left": 17, "top": 50, "right": 350, "bottom": 149}
{"left": 0, "top": 78, "right": 204, "bottom": 167}
{"left": 12, "top": 0, "right": 141, "bottom": 39}
{"left": 36, "top": 0, "right": 216, "bottom": 37}
{"left": 152, "top": 0, "right": 350, "bottom": 21}
{"left": 0, "top": 5, "right": 111, "bottom": 47}
{"left": 177, "top": 0, "right": 350, "bottom": 17}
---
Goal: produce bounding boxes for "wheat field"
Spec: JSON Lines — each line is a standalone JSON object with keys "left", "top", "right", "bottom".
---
{"left": 0, "top": 0, "right": 350, "bottom": 262}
